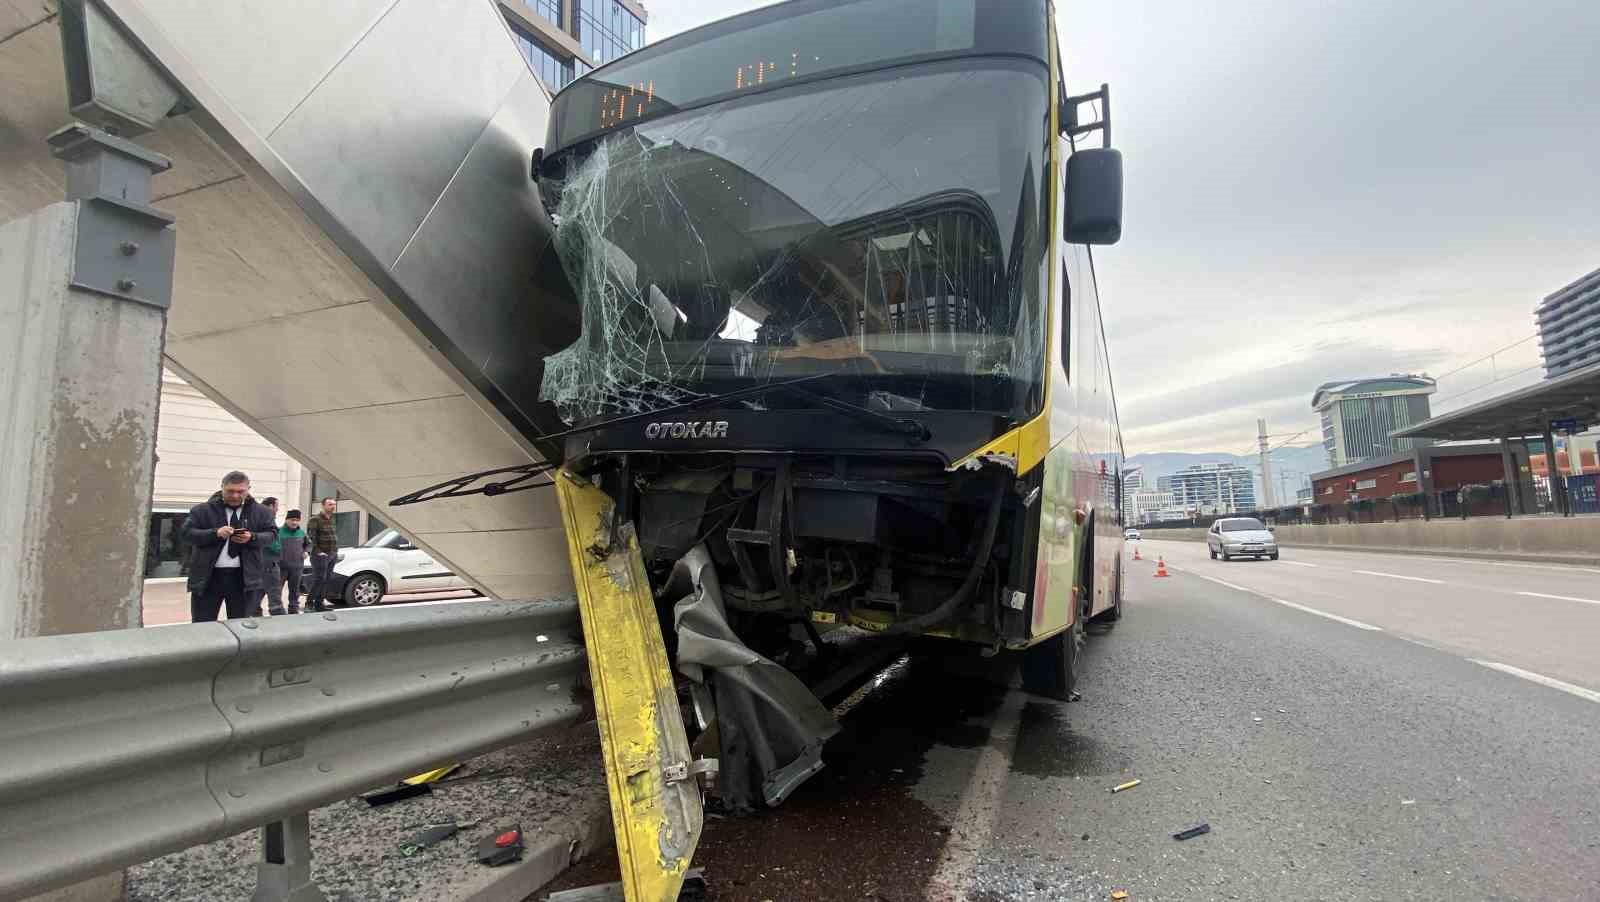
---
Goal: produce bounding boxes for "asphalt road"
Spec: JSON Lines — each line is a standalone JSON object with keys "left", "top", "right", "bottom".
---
{"left": 546, "top": 542, "right": 1600, "bottom": 901}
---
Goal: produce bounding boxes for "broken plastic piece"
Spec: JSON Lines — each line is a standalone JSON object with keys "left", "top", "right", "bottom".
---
{"left": 1111, "top": 892, "right": 1130, "bottom": 900}
{"left": 401, "top": 763, "right": 460, "bottom": 785}
{"left": 398, "top": 823, "right": 461, "bottom": 857}
{"left": 1172, "top": 823, "right": 1210, "bottom": 841}
{"left": 361, "top": 783, "right": 430, "bottom": 807}
{"left": 476, "top": 825, "right": 524, "bottom": 866}
{"left": 1111, "top": 779, "right": 1140, "bottom": 793}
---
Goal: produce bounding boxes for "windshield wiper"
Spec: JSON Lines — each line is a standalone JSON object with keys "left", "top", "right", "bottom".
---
{"left": 777, "top": 385, "right": 930, "bottom": 442}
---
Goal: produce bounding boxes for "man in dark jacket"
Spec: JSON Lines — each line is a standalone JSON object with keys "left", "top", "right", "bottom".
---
{"left": 183, "top": 471, "right": 278, "bottom": 622}
{"left": 256, "top": 496, "right": 280, "bottom": 617}
{"left": 304, "top": 496, "right": 341, "bottom": 612}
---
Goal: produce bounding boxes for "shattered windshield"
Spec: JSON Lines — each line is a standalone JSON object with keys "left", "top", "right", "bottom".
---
{"left": 538, "top": 60, "right": 1050, "bottom": 425}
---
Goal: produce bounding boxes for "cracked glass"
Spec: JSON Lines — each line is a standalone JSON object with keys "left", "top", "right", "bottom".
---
{"left": 539, "top": 56, "right": 1049, "bottom": 426}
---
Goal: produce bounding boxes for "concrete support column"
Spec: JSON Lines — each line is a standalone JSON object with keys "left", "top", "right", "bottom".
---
{"left": 0, "top": 126, "right": 174, "bottom": 640}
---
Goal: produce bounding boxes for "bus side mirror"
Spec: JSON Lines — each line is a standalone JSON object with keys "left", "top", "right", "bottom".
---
{"left": 1064, "top": 148, "right": 1123, "bottom": 245}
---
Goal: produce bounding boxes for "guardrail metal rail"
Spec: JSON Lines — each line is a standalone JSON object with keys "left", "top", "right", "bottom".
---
{"left": 0, "top": 599, "right": 588, "bottom": 901}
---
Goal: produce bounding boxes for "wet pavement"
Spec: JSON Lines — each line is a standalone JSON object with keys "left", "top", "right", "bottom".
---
{"left": 542, "top": 546, "right": 1600, "bottom": 901}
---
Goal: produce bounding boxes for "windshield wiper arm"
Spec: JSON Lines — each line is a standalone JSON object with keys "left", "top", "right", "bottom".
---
{"left": 778, "top": 385, "right": 930, "bottom": 443}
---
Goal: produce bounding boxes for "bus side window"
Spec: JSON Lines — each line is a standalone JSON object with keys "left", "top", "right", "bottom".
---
{"left": 1060, "top": 262, "right": 1071, "bottom": 379}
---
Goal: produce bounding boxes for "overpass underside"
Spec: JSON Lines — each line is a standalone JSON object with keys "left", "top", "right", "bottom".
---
{"left": 0, "top": 0, "right": 579, "bottom": 598}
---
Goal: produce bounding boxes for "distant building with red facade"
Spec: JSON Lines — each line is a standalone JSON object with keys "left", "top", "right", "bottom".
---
{"left": 1309, "top": 442, "right": 1508, "bottom": 503}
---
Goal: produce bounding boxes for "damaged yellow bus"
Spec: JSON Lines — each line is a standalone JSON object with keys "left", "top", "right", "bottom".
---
{"left": 398, "top": 0, "right": 1125, "bottom": 896}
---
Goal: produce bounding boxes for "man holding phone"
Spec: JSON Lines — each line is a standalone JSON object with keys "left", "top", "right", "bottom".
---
{"left": 181, "top": 471, "right": 278, "bottom": 622}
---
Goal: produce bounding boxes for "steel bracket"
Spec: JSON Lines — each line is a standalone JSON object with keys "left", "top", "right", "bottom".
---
{"left": 48, "top": 123, "right": 176, "bottom": 310}
{"left": 662, "top": 758, "right": 719, "bottom": 789}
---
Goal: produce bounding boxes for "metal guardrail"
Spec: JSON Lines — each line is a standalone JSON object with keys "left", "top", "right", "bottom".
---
{"left": 0, "top": 600, "right": 587, "bottom": 900}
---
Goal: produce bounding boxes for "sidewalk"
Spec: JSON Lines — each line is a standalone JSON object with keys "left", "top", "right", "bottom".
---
{"left": 141, "top": 580, "right": 479, "bottom": 626}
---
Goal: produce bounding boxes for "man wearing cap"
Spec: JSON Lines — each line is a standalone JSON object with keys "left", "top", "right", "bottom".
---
{"left": 273, "top": 509, "right": 309, "bottom": 615}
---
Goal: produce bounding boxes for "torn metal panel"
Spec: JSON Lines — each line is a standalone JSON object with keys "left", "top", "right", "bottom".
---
{"left": 554, "top": 472, "right": 701, "bottom": 902}
{"left": 664, "top": 546, "right": 839, "bottom": 810}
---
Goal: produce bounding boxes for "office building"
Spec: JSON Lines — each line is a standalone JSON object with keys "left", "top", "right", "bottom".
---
{"left": 1536, "top": 267, "right": 1600, "bottom": 379}
{"left": 1158, "top": 463, "right": 1256, "bottom": 515}
{"left": 499, "top": 0, "right": 648, "bottom": 93}
{"left": 1312, "top": 375, "right": 1436, "bottom": 468}
{"left": 1121, "top": 465, "right": 1143, "bottom": 524}
{"left": 1131, "top": 489, "right": 1174, "bottom": 525}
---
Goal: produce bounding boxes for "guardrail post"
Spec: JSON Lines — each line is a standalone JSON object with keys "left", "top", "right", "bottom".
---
{"left": 252, "top": 813, "right": 327, "bottom": 902}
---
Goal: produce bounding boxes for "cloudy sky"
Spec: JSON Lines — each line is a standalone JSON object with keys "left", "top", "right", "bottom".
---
{"left": 639, "top": 0, "right": 1600, "bottom": 455}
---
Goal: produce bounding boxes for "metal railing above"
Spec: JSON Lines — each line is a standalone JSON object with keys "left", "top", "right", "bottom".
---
{"left": 0, "top": 599, "right": 587, "bottom": 900}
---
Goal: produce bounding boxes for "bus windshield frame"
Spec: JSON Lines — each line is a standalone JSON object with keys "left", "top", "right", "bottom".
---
{"left": 537, "top": 1, "right": 1053, "bottom": 429}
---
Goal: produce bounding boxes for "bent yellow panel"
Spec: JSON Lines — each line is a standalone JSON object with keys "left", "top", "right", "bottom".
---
{"left": 946, "top": 414, "right": 1051, "bottom": 475}
{"left": 555, "top": 472, "right": 702, "bottom": 902}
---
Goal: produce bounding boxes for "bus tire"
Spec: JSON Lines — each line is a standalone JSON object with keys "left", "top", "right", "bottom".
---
{"left": 1023, "top": 615, "right": 1083, "bottom": 700}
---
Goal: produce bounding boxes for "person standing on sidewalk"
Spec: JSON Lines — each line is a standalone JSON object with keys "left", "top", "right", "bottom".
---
{"left": 182, "top": 471, "right": 277, "bottom": 622}
{"left": 257, "top": 497, "right": 280, "bottom": 616}
{"left": 305, "top": 497, "right": 341, "bottom": 612}
{"left": 273, "top": 509, "right": 309, "bottom": 615}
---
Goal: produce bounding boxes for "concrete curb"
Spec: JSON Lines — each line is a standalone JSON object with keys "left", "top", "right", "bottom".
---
{"left": 463, "top": 796, "right": 613, "bottom": 902}
{"left": 1145, "top": 534, "right": 1600, "bottom": 567}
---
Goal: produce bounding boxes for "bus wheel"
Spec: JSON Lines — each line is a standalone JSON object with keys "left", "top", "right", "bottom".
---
{"left": 1022, "top": 614, "right": 1083, "bottom": 701}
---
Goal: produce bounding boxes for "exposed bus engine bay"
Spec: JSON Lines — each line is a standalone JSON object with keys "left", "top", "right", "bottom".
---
{"left": 572, "top": 449, "right": 1024, "bottom": 811}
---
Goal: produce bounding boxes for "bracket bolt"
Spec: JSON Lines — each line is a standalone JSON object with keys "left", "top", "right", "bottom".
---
{"left": 116, "top": 278, "right": 137, "bottom": 291}
{"left": 120, "top": 242, "right": 139, "bottom": 255}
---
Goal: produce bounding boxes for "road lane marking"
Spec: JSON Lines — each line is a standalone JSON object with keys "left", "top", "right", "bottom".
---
{"left": 1471, "top": 661, "right": 1600, "bottom": 705}
{"left": 1180, "top": 568, "right": 1384, "bottom": 632}
{"left": 1352, "top": 570, "right": 1443, "bottom": 584}
{"left": 927, "top": 688, "right": 1027, "bottom": 897}
{"left": 1142, "top": 539, "right": 1600, "bottom": 574}
{"left": 1277, "top": 560, "right": 1318, "bottom": 568}
{"left": 1516, "top": 591, "right": 1600, "bottom": 606}
{"left": 1266, "top": 598, "right": 1384, "bottom": 631}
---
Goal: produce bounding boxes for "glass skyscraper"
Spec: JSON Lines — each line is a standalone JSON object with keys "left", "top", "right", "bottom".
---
{"left": 1537, "top": 267, "right": 1600, "bottom": 379}
{"left": 499, "top": 0, "right": 647, "bottom": 93}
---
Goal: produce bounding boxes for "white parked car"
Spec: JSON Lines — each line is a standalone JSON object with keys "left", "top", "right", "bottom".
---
{"left": 1206, "top": 517, "right": 1278, "bottom": 561}
{"left": 322, "top": 528, "right": 474, "bottom": 606}
{"left": 1124, "top": 527, "right": 1141, "bottom": 540}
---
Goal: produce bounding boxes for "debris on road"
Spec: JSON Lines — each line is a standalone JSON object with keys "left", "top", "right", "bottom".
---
{"left": 1111, "top": 779, "right": 1141, "bottom": 793}
{"left": 402, "top": 764, "right": 461, "bottom": 785}
{"left": 399, "top": 821, "right": 473, "bottom": 857}
{"left": 1401, "top": 799, "right": 1416, "bottom": 806}
{"left": 475, "top": 825, "right": 524, "bottom": 866}
{"left": 362, "top": 782, "right": 432, "bottom": 807}
{"left": 1172, "top": 823, "right": 1211, "bottom": 841}
{"left": 1111, "top": 891, "right": 1130, "bottom": 900}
